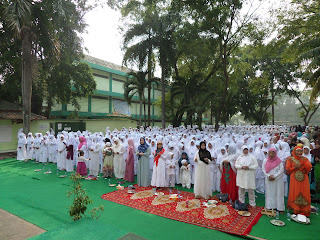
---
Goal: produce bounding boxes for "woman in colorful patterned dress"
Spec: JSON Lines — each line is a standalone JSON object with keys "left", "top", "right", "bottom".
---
{"left": 286, "top": 146, "right": 312, "bottom": 216}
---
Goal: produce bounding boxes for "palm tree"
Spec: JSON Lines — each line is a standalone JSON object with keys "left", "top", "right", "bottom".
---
{"left": 122, "top": 5, "right": 179, "bottom": 128}
{"left": 155, "top": 13, "right": 179, "bottom": 129}
{"left": 3, "top": 0, "right": 90, "bottom": 133}
{"left": 122, "top": 6, "right": 159, "bottom": 127}
{"left": 123, "top": 71, "right": 148, "bottom": 127}
{"left": 3, "top": 0, "right": 33, "bottom": 133}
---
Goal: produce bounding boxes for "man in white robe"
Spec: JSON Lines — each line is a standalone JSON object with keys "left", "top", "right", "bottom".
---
{"left": 235, "top": 145, "right": 258, "bottom": 207}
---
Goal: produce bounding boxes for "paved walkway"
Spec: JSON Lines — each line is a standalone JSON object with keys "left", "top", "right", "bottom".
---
{"left": 0, "top": 209, "right": 46, "bottom": 240}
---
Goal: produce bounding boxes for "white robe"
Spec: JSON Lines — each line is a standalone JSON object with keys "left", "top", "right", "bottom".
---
{"left": 113, "top": 144, "right": 125, "bottom": 178}
{"left": 253, "top": 147, "right": 265, "bottom": 193}
{"left": 48, "top": 140, "right": 57, "bottom": 163}
{"left": 187, "top": 145, "right": 197, "bottom": 184}
{"left": 262, "top": 159, "right": 285, "bottom": 211}
{"left": 89, "top": 142, "right": 101, "bottom": 176}
{"left": 26, "top": 137, "right": 34, "bottom": 160}
{"left": 214, "top": 152, "right": 227, "bottom": 192}
{"left": 39, "top": 142, "right": 48, "bottom": 163}
{"left": 33, "top": 138, "right": 41, "bottom": 162}
{"left": 180, "top": 164, "right": 191, "bottom": 189}
{"left": 235, "top": 154, "right": 258, "bottom": 189}
{"left": 57, "top": 141, "right": 67, "bottom": 170}
{"left": 166, "top": 157, "right": 176, "bottom": 187}
{"left": 17, "top": 140, "right": 26, "bottom": 161}
{"left": 151, "top": 150, "right": 168, "bottom": 187}
{"left": 194, "top": 151, "right": 212, "bottom": 199}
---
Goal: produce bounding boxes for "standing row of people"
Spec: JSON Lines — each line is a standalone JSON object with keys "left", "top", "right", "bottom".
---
{"left": 16, "top": 124, "right": 318, "bottom": 217}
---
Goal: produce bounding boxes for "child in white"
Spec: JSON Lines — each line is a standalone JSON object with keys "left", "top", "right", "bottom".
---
{"left": 26, "top": 132, "right": 34, "bottom": 160}
{"left": 215, "top": 147, "right": 228, "bottom": 192}
{"left": 166, "top": 152, "right": 176, "bottom": 187}
{"left": 48, "top": 135, "right": 57, "bottom": 163}
{"left": 180, "top": 159, "right": 191, "bottom": 189}
{"left": 39, "top": 136, "right": 48, "bottom": 163}
{"left": 33, "top": 133, "right": 42, "bottom": 162}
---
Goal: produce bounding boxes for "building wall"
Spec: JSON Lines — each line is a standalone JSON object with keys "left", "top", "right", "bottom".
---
{"left": 0, "top": 120, "right": 51, "bottom": 152}
{"left": 0, "top": 118, "right": 137, "bottom": 152}
{"left": 91, "top": 97, "right": 109, "bottom": 113}
{"left": 67, "top": 97, "right": 89, "bottom": 112}
{"left": 48, "top": 57, "right": 167, "bottom": 130}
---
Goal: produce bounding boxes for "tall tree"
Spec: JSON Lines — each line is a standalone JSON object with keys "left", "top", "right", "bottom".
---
{"left": 1, "top": 0, "right": 95, "bottom": 129}
{"left": 277, "top": 0, "right": 320, "bottom": 102}
{"left": 3, "top": 0, "right": 33, "bottom": 133}
{"left": 121, "top": 0, "right": 158, "bottom": 127}
{"left": 178, "top": 0, "right": 259, "bottom": 131}
{"left": 123, "top": 71, "right": 148, "bottom": 127}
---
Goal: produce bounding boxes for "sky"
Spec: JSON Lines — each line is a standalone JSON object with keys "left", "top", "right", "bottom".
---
{"left": 81, "top": 0, "right": 286, "bottom": 67}
{"left": 81, "top": 5, "right": 124, "bottom": 66}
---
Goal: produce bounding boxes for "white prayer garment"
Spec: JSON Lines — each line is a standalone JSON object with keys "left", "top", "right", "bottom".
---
{"left": 17, "top": 133, "right": 27, "bottom": 161}
{"left": 26, "top": 133, "right": 34, "bottom": 160}
{"left": 235, "top": 145, "right": 258, "bottom": 206}
{"left": 112, "top": 138, "right": 125, "bottom": 179}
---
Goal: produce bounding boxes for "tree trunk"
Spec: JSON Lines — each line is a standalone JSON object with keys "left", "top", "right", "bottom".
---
{"left": 139, "top": 99, "right": 142, "bottom": 128}
{"left": 197, "top": 111, "right": 203, "bottom": 130}
{"left": 21, "top": 27, "right": 33, "bottom": 134}
{"left": 185, "top": 110, "right": 193, "bottom": 127}
{"left": 45, "top": 97, "right": 53, "bottom": 118}
{"left": 210, "top": 101, "right": 213, "bottom": 125}
{"left": 143, "top": 98, "right": 146, "bottom": 127}
{"left": 173, "top": 111, "right": 183, "bottom": 127}
{"left": 303, "top": 112, "right": 309, "bottom": 126}
{"left": 271, "top": 91, "right": 275, "bottom": 125}
{"left": 161, "top": 67, "right": 166, "bottom": 129}
{"left": 214, "top": 111, "right": 220, "bottom": 132}
{"left": 220, "top": 43, "right": 229, "bottom": 127}
{"left": 147, "top": 48, "right": 152, "bottom": 127}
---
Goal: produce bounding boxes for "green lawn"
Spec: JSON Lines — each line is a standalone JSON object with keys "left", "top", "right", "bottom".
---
{"left": 0, "top": 158, "right": 319, "bottom": 240}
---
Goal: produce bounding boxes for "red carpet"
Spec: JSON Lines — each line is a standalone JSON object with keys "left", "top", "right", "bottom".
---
{"left": 101, "top": 185, "right": 262, "bottom": 236}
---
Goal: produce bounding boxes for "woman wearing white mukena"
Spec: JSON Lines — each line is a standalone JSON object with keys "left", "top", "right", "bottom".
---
{"left": 235, "top": 145, "right": 258, "bottom": 207}
{"left": 151, "top": 141, "right": 168, "bottom": 188}
{"left": 17, "top": 133, "right": 27, "bottom": 161}
{"left": 262, "top": 148, "right": 285, "bottom": 212}
{"left": 57, "top": 134, "right": 67, "bottom": 170}
{"left": 113, "top": 137, "right": 125, "bottom": 179}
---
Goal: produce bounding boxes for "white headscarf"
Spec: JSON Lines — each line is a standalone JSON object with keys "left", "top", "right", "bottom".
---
{"left": 303, "top": 146, "right": 312, "bottom": 163}
{"left": 112, "top": 137, "right": 123, "bottom": 152}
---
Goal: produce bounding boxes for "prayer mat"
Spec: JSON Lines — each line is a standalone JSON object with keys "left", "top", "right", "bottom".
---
{"left": 101, "top": 185, "right": 262, "bottom": 236}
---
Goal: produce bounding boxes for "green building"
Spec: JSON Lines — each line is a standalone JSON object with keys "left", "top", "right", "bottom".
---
{"left": 50, "top": 55, "right": 163, "bottom": 127}
{"left": 0, "top": 55, "right": 165, "bottom": 152}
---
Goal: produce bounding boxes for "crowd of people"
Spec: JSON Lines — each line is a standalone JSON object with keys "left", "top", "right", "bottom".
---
{"left": 16, "top": 124, "right": 320, "bottom": 218}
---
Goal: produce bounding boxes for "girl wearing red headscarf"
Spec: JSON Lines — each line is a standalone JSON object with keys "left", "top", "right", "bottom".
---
{"left": 286, "top": 146, "right": 312, "bottom": 216}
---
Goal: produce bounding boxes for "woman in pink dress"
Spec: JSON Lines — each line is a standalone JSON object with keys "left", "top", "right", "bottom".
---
{"left": 124, "top": 138, "right": 135, "bottom": 183}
